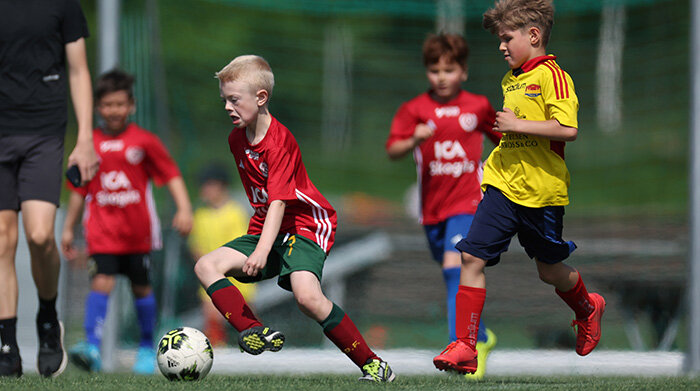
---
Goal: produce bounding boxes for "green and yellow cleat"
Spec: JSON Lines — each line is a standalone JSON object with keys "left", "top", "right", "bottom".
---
{"left": 238, "top": 326, "right": 285, "bottom": 355}
{"left": 464, "top": 328, "right": 497, "bottom": 381}
{"left": 359, "top": 358, "right": 396, "bottom": 383}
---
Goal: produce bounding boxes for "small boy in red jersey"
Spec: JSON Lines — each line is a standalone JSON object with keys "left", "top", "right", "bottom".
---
{"left": 386, "top": 33, "right": 500, "bottom": 380}
{"left": 61, "top": 70, "right": 193, "bottom": 374}
{"left": 433, "top": 0, "right": 605, "bottom": 375}
{"left": 193, "top": 55, "right": 395, "bottom": 383}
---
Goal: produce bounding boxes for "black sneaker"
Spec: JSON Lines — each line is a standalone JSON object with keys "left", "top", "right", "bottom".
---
{"left": 37, "top": 320, "right": 67, "bottom": 378}
{"left": 0, "top": 344, "right": 22, "bottom": 378}
{"left": 238, "top": 326, "right": 285, "bottom": 355}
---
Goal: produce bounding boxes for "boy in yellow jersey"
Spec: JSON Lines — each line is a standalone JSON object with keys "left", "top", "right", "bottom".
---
{"left": 188, "top": 164, "right": 253, "bottom": 346}
{"left": 433, "top": 0, "right": 605, "bottom": 375}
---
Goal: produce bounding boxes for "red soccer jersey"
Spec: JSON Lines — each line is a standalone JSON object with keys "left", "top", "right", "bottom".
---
{"left": 67, "top": 123, "right": 181, "bottom": 255}
{"left": 386, "top": 90, "right": 500, "bottom": 225}
{"left": 228, "top": 116, "right": 337, "bottom": 253}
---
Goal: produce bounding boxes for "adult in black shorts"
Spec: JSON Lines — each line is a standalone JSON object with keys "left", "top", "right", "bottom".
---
{"left": 0, "top": 0, "right": 99, "bottom": 378}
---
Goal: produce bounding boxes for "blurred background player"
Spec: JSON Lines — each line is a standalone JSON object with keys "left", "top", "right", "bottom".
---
{"left": 193, "top": 55, "right": 395, "bottom": 382}
{"left": 385, "top": 33, "right": 500, "bottom": 380}
{"left": 188, "top": 163, "right": 253, "bottom": 346}
{"left": 434, "top": 0, "right": 605, "bottom": 375}
{"left": 61, "top": 69, "right": 193, "bottom": 374}
{"left": 0, "top": 0, "right": 99, "bottom": 378}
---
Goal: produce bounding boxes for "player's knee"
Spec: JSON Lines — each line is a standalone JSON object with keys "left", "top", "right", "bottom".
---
{"left": 26, "top": 228, "right": 55, "bottom": 251}
{"left": 461, "top": 252, "right": 485, "bottom": 269}
{"left": 294, "top": 291, "right": 323, "bottom": 314}
{"left": 537, "top": 267, "right": 557, "bottom": 285}
{"left": 194, "top": 256, "right": 214, "bottom": 281}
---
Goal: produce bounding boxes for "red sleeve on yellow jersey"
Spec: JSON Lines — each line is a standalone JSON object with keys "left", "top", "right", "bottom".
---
{"left": 540, "top": 60, "right": 578, "bottom": 129}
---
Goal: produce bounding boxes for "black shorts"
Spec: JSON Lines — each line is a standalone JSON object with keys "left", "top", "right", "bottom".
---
{"left": 455, "top": 186, "right": 577, "bottom": 266}
{"left": 0, "top": 133, "right": 64, "bottom": 210}
{"left": 88, "top": 253, "right": 152, "bottom": 286}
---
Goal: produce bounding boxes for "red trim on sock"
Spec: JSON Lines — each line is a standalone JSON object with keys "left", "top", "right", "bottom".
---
{"left": 210, "top": 285, "right": 262, "bottom": 332}
{"left": 455, "top": 285, "right": 486, "bottom": 350}
{"left": 556, "top": 273, "right": 594, "bottom": 319}
{"left": 324, "top": 314, "right": 378, "bottom": 367}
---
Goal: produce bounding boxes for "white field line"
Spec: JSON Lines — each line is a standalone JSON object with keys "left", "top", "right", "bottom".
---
{"left": 205, "top": 348, "right": 685, "bottom": 377}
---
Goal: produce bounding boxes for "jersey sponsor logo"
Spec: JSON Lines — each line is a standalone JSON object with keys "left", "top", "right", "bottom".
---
{"left": 459, "top": 113, "right": 478, "bottom": 132}
{"left": 525, "top": 84, "right": 542, "bottom": 98}
{"left": 500, "top": 133, "right": 538, "bottom": 148}
{"left": 245, "top": 149, "right": 260, "bottom": 160}
{"left": 96, "top": 170, "right": 141, "bottom": 207}
{"left": 100, "top": 140, "right": 124, "bottom": 153}
{"left": 430, "top": 140, "right": 476, "bottom": 178}
{"left": 250, "top": 186, "right": 268, "bottom": 204}
{"left": 434, "top": 140, "right": 466, "bottom": 160}
{"left": 126, "top": 146, "right": 145, "bottom": 165}
{"left": 505, "top": 82, "right": 527, "bottom": 93}
{"left": 239, "top": 160, "right": 245, "bottom": 169}
{"left": 434, "top": 106, "right": 460, "bottom": 118}
{"left": 259, "top": 162, "right": 268, "bottom": 177}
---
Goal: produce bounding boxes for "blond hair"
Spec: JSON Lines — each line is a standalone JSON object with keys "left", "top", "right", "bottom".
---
{"left": 483, "top": 0, "right": 554, "bottom": 46}
{"left": 215, "top": 55, "right": 274, "bottom": 95}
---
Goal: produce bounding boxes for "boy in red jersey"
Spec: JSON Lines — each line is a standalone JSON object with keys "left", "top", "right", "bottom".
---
{"left": 194, "top": 55, "right": 395, "bottom": 383}
{"left": 386, "top": 33, "right": 500, "bottom": 380}
{"left": 61, "top": 70, "right": 193, "bottom": 374}
{"left": 433, "top": 0, "right": 605, "bottom": 375}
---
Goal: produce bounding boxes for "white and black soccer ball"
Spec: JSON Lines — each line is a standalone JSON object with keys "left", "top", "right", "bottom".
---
{"left": 156, "top": 327, "right": 213, "bottom": 381}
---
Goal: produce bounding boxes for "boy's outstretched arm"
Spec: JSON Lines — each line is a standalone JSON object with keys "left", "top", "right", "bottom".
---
{"left": 386, "top": 123, "right": 434, "bottom": 160}
{"left": 494, "top": 108, "right": 577, "bottom": 141}
{"left": 166, "top": 176, "right": 193, "bottom": 236}
{"left": 61, "top": 191, "right": 86, "bottom": 261}
{"left": 243, "top": 199, "right": 285, "bottom": 277}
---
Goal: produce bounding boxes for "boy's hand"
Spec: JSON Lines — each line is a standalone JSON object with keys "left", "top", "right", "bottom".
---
{"left": 61, "top": 229, "right": 77, "bottom": 261}
{"left": 493, "top": 107, "right": 520, "bottom": 133}
{"left": 412, "top": 123, "right": 435, "bottom": 145}
{"left": 243, "top": 250, "right": 268, "bottom": 277}
{"left": 172, "top": 209, "right": 193, "bottom": 236}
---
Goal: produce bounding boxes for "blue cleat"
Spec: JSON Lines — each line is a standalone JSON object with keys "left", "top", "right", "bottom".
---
{"left": 132, "top": 346, "right": 155, "bottom": 375}
{"left": 68, "top": 341, "right": 101, "bottom": 372}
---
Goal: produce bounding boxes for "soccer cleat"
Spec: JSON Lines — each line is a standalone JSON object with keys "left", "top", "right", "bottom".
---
{"left": 358, "top": 358, "right": 396, "bottom": 382}
{"left": 0, "top": 344, "right": 22, "bottom": 378}
{"left": 464, "top": 328, "right": 497, "bottom": 381}
{"left": 433, "top": 339, "right": 478, "bottom": 374}
{"left": 37, "top": 320, "right": 67, "bottom": 377}
{"left": 238, "top": 326, "right": 285, "bottom": 355}
{"left": 572, "top": 292, "right": 606, "bottom": 356}
{"left": 132, "top": 346, "right": 156, "bottom": 374}
{"left": 68, "top": 341, "right": 102, "bottom": 372}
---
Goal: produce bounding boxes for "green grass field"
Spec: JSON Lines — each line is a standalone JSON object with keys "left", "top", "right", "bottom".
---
{"left": 2, "top": 372, "right": 700, "bottom": 391}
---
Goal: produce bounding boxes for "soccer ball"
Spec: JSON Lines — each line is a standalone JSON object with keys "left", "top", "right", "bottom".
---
{"left": 156, "top": 327, "right": 213, "bottom": 381}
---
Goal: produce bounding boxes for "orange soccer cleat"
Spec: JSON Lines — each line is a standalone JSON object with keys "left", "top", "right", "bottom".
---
{"left": 433, "top": 339, "right": 478, "bottom": 374}
{"left": 572, "top": 292, "right": 606, "bottom": 356}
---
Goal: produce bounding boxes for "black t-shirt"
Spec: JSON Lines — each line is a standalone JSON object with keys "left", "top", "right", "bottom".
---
{"left": 0, "top": 0, "right": 89, "bottom": 134}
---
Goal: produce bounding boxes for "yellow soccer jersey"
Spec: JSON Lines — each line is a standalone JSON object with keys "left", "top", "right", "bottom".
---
{"left": 190, "top": 199, "right": 256, "bottom": 300}
{"left": 482, "top": 55, "right": 578, "bottom": 207}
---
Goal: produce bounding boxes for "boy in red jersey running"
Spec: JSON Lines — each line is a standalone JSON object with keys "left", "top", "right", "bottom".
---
{"left": 433, "top": 0, "right": 605, "bottom": 375}
{"left": 194, "top": 55, "right": 394, "bottom": 383}
{"left": 386, "top": 33, "right": 500, "bottom": 380}
{"left": 61, "top": 70, "right": 193, "bottom": 374}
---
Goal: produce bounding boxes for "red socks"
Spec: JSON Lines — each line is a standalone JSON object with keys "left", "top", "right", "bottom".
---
{"left": 322, "top": 304, "right": 378, "bottom": 368}
{"left": 556, "top": 273, "right": 594, "bottom": 319}
{"left": 207, "top": 279, "right": 262, "bottom": 332}
{"left": 455, "top": 285, "right": 486, "bottom": 350}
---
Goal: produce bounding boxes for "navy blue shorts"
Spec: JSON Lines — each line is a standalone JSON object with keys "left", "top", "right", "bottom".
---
{"left": 455, "top": 186, "right": 576, "bottom": 266}
{"left": 88, "top": 253, "right": 152, "bottom": 286}
{"left": 424, "top": 214, "right": 474, "bottom": 263}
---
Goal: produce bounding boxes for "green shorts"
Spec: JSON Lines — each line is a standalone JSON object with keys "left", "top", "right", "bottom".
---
{"left": 223, "top": 233, "right": 327, "bottom": 291}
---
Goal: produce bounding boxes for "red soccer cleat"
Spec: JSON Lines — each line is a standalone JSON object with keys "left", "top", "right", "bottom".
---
{"left": 433, "top": 339, "right": 478, "bottom": 374}
{"left": 572, "top": 292, "right": 606, "bottom": 356}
